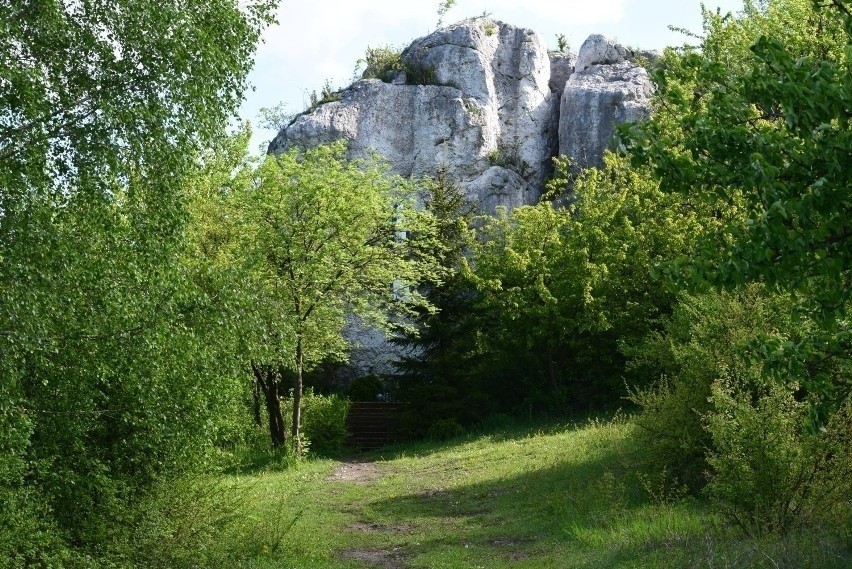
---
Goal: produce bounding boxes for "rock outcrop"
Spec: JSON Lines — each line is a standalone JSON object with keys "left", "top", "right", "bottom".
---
{"left": 267, "top": 21, "right": 657, "bottom": 379}
{"left": 270, "top": 21, "right": 656, "bottom": 204}
{"left": 558, "top": 34, "right": 656, "bottom": 171}
{"left": 573, "top": 34, "right": 630, "bottom": 73}
{"left": 270, "top": 18, "right": 559, "bottom": 213}
{"left": 548, "top": 51, "right": 576, "bottom": 95}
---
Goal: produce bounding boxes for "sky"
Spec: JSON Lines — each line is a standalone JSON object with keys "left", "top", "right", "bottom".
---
{"left": 240, "top": 0, "right": 745, "bottom": 153}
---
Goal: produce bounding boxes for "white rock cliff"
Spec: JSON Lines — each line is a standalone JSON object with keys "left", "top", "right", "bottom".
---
{"left": 558, "top": 34, "right": 657, "bottom": 171}
{"left": 267, "top": 20, "right": 656, "bottom": 379}
{"left": 270, "top": 19, "right": 560, "bottom": 213}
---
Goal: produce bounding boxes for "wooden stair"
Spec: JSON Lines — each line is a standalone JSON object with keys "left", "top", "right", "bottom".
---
{"left": 345, "top": 402, "right": 406, "bottom": 451}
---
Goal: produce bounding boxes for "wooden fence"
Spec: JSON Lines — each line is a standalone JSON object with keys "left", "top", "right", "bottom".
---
{"left": 345, "top": 402, "right": 407, "bottom": 451}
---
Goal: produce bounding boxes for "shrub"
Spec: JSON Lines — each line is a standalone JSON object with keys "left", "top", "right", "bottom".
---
{"left": 487, "top": 147, "right": 531, "bottom": 177}
{"left": 0, "top": 486, "right": 79, "bottom": 569}
{"left": 358, "top": 45, "right": 404, "bottom": 82}
{"left": 126, "top": 475, "right": 247, "bottom": 568}
{"left": 282, "top": 389, "right": 351, "bottom": 456}
{"left": 404, "top": 61, "right": 438, "bottom": 86}
{"left": 427, "top": 418, "right": 465, "bottom": 441}
{"left": 307, "top": 79, "right": 342, "bottom": 111}
{"left": 358, "top": 44, "right": 449, "bottom": 87}
{"left": 630, "top": 284, "right": 852, "bottom": 536}
{"left": 628, "top": 287, "right": 782, "bottom": 490}
{"left": 705, "top": 379, "right": 852, "bottom": 537}
{"left": 477, "top": 413, "right": 516, "bottom": 434}
{"left": 628, "top": 373, "right": 713, "bottom": 492}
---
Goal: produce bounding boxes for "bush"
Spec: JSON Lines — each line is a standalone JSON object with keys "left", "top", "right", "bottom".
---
{"left": 706, "top": 379, "right": 852, "bottom": 537}
{"left": 125, "top": 474, "right": 247, "bottom": 568}
{"left": 628, "top": 286, "right": 783, "bottom": 490}
{"left": 358, "top": 45, "right": 403, "bottom": 82}
{"left": 628, "top": 373, "right": 712, "bottom": 492}
{"left": 630, "top": 284, "right": 852, "bottom": 536}
{"left": 403, "top": 61, "right": 438, "bottom": 86}
{"left": 427, "top": 418, "right": 465, "bottom": 441}
{"left": 282, "top": 389, "right": 351, "bottom": 456}
{"left": 0, "top": 486, "right": 81, "bottom": 569}
{"left": 357, "top": 45, "right": 439, "bottom": 86}
{"left": 307, "top": 78, "right": 341, "bottom": 111}
{"left": 476, "top": 413, "right": 516, "bottom": 434}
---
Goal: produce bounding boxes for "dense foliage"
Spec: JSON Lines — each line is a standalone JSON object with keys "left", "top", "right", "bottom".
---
{"left": 394, "top": 155, "right": 712, "bottom": 432}
{"left": 228, "top": 141, "right": 441, "bottom": 449}
{"left": 621, "top": 0, "right": 851, "bottom": 535}
{"left": 391, "top": 169, "right": 480, "bottom": 435}
{"left": 0, "top": 0, "right": 276, "bottom": 563}
{"left": 624, "top": 0, "right": 851, "bottom": 410}
{"left": 2, "top": 0, "right": 849, "bottom": 563}
{"left": 389, "top": 0, "right": 850, "bottom": 541}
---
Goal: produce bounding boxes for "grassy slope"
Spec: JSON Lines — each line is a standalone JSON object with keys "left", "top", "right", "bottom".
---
{"left": 217, "top": 416, "right": 850, "bottom": 568}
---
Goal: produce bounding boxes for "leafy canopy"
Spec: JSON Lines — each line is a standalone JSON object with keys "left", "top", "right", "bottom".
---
{"left": 0, "top": 0, "right": 277, "bottom": 558}
{"left": 221, "top": 141, "right": 441, "bottom": 443}
{"left": 624, "top": 0, "right": 850, "bottom": 309}
{"left": 622, "top": 0, "right": 851, "bottom": 405}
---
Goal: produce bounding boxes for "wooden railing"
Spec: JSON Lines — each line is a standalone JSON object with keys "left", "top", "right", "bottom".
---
{"left": 345, "top": 402, "right": 407, "bottom": 451}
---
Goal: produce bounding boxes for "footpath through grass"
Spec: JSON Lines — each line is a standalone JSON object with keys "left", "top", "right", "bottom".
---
{"left": 213, "top": 415, "right": 850, "bottom": 568}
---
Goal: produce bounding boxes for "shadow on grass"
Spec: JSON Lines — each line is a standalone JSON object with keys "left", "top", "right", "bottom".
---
{"left": 360, "top": 428, "right": 852, "bottom": 569}
{"left": 362, "top": 433, "right": 674, "bottom": 564}
{"left": 360, "top": 439, "right": 732, "bottom": 567}
{"left": 370, "top": 438, "right": 637, "bottom": 521}
{"left": 361, "top": 409, "right": 636, "bottom": 462}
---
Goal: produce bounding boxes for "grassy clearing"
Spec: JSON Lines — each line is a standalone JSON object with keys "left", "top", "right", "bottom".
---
{"left": 207, "top": 416, "right": 850, "bottom": 568}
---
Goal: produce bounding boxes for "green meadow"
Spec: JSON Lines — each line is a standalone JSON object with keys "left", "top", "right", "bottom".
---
{"left": 192, "top": 417, "right": 849, "bottom": 568}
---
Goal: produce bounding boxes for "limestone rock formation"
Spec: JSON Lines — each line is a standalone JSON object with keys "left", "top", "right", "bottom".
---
{"left": 573, "top": 34, "right": 630, "bottom": 73}
{"left": 548, "top": 51, "right": 576, "bottom": 94}
{"left": 266, "top": 22, "right": 656, "bottom": 380}
{"left": 334, "top": 317, "right": 421, "bottom": 384}
{"left": 559, "top": 38, "right": 655, "bottom": 171}
{"left": 269, "top": 24, "right": 655, "bottom": 205}
{"left": 269, "top": 18, "right": 558, "bottom": 214}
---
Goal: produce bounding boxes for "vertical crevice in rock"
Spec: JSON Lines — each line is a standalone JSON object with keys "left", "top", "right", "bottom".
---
{"left": 558, "top": 35, "right": 655, "bottom": 173}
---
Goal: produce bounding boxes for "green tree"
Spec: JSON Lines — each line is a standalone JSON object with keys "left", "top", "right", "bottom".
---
{"left": 629, "top": 285, "right": 796, "bottom": 491}
{"left": 622, "top": 0, "right": 852, "bottom": 534}
{"left": 1, "top": 0, "right": 275, "bottom": 202}
{"left": 391, "top": 168, "right": 480, "bottom": 435}
{"left": 0, "top": 0, "right": 277, "bottom": 559}
{"left": 459, "top": 154, "right": 710, "bottom": 414}
{"left": 235, "top": 142, "right": 440, "bottom": 449}
{"left": 623, "top": 0, "right": 850, "bottom": 405}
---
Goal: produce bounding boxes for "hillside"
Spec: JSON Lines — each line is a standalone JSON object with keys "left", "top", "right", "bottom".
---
{"left": 173, "top": 417, "right": 850, "bottom": 568}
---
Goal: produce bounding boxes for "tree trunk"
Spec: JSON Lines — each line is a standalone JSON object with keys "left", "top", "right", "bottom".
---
{"left": 267, "top": 391, "right": 286, "bottom": 448}
{"left": 546, "top": 345, "right": 558, "bottom": 393}
{"left": 251, "top": 361, "right": 287, "bottom": 448}
{"left": 292, "top": 334, "right": 304, "bottom": 453}
{"left": 251, "top": 375, "right": 263, "bottom": 427}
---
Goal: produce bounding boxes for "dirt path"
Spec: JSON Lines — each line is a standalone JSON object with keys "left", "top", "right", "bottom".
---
{"left": 339, "top": 547, "right": 409, "bottom": 569}
{"left": 326, "top": 460, "right": 384, "bottom": 483}
{"left": 326, "top": 461, "right": 414, "bottom": 567}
